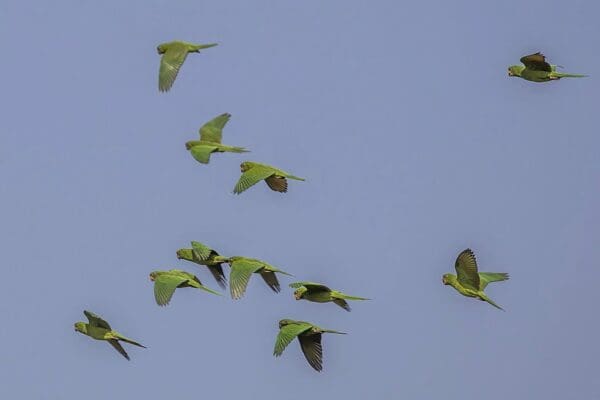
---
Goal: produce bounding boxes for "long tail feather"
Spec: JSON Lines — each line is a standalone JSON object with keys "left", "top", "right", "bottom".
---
{"left": 555, "top": 72, "right": 587, "bottom": 78}
{"left": 227, "top": 146, "right": 249, "bottom": 153}
{"left": 336, "top": 293, "right": 370, "bottom": 301}
{"left": 195, "top": 43, "right": 218, "bottom": 50}
{"left": 480, "top": 294, "right": 504, "bottom": 311}
{"left": 117, "top": 336, "right": 147, "bottom": 348}
{"left": 322, "top": 329, "right": 347, "bottom": 335}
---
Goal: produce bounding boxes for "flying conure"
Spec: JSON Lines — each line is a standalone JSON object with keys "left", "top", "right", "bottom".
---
{"left": 442, "top": 249, "right": 509, "bottom": 310}
{"left": 157, "top": 40, "right": 218, "bottom": 92}
{"left": 221, "top": 256, "right": 292, "bottom": 299}
{"left": 289, "top": 281, "right": 370, "bottom": 311}
{"left": 185, "top": 113, "right": 248, "bottom": 164}
{"left": 176, "top": 241, "right": 228, "bottom": 289}
{"left": 508, "top": 52, "right": 587, "bottom": 82}
{"left": 273, "top": 319, "right": 346, "bottom": 372}
{"left": 74, "top": 310, "right": 146, "bottom": 360}
{"left": 233, "top": 161, "right": 305, "bottom": 194}
{"left": 149, "top": 269, "right": 221, "bottom": 306}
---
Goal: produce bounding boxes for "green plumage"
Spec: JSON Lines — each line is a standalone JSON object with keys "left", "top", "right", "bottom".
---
{"left": 289, "top": 281, "right": 370, "bottom": 311}
{"left": 157, "top": 40, "right": 218, "bottom": 92}
{"left": 442, "top": 249, "right": 509, "bottom": 310}
{"left": 149, "top": 269, "right": 221, "bottom": 306}
{"left": 185, "top": 113, "right": 249, "bottom": 164}
{"left": 273, "top": 319, "right": 346, "bottom": 372}
{"left": 219, "top": 256, "right": 292, "bottom": 299}
{"left": 176, "top": 241, "right": 228, "bottom": 289}
{"left": 74, "top": 310, "right": 146, "bottom": 360}
{"left": 233, "top": 161, "right": 305, "bottom": 194}
{"left": 508, "top": 52, "right": 587, "bottom": 82}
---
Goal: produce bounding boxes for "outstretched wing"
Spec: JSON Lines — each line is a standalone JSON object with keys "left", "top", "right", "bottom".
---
{"left": 299, "top": 333, "right": 323, "bottom": 371}
{"left": 520, "top": 52, "right": 552, "bottom": 72}
{"left": 84, "top": 310, "right": 111, "bottom": 329}
{"left": 199, "top": 113, "right": 231, "bottom": 143}
{"left": 265, "top": 176, "right": 288, "bottom": 193}
{"left": 260, "top": 271, "right": 281, "bottom": 293}
{"left": 479, "top": 272, "right": 509, "bottom": 290}
{"left": 332, "top": 298, "right": 351, "bottom": 312}
{"left": 189, "top": 145, "right": 217, "bottom": 164}
{"left": 208, "top": 264, "right": 227, "bottom": 289}
{"left": 289, "top": 282, "right": 331, "bottom": 292}
{"left": 159, "top": 46, "right": 189, "bottom": 92}
{"left": 233, "top": 165, "right": 276, "bottom": 194}
{"left": 229, "top": 259, "right": 264, "bottom": 299}
{"left": 273, "top": 322, "right": 313, "bottom": 357}
{"left": 191, "top": 241, "right": 213, "bottom": 261}
{"left": 153, "top": 274, "right": 188, "bottom": 306}
{"left": 454, "top": 249, "right": 480, "bottom": 291}
{"left": 108, "top": 339, "right": 130, "bottom": 360}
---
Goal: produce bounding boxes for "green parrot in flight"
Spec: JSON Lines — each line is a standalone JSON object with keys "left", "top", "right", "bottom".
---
{"left": 149, "top": 269, "right": 221, "bottom": 306}
{"left": 74, "top": 310, "right": 146, "bottom": 360}
{"left": 157, "top": 40, "right": 218, "bottom": 92}
{"left": 185, "top": 113, "right": 248, "bottom": 164}
{"left": 508, "top": 52, "right": 587, "bottom": 82}
{"left": 289, "top": 281, "right": 370, "bottom": 311}
{"left": 233, "top": 161, "right": 305, "bottom": 194}
{"left": 442, "top": 249, "right": 509, "bottom": 310}
{"left": 273, "top": 319, "right": 346, "bottom": 372}
{"left": 176, "top": 241, "right": 228, "bottom": 289}
{"left": 220, "top": 256, "right": 292, "bottom": 299}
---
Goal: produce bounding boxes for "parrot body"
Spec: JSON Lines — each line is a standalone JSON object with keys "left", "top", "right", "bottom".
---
{"left": 221, "top": 256, "right": 292, "bottom": 299}
{"left": 185, "top": 113, "right": 248, "bottom": 164}
{"left": 233, "top": 161, "right": 305, "bottom": 194}
{"left": 443, "top": 249, "right": 509, "bottom": 310}
{"left": 289, "top": 281, "right": 369, "bottom": 311}
{"left": 74, "top": 310, "right": 146, "bottom": 360}
{"left": 157, "top": 40, "right": 218, "bottom": 92}
{"left": 273, "top": 319, "right": 345, "bottom": 372}
{"left": 149, "top": 269, "right": 221, "bottom": 306}
{"left": 176, "top": 241, "right": 228, "bottom": 288}
{"left": 508, "top": 52, "right": 586, "bottom": 82}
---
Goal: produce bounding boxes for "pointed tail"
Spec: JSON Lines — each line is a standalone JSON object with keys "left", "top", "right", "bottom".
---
{"left": 555, "top": 72, "right": 587, "bottom": 78}
{"left": 334, "top": 292, "right": 370, "bottom": 301}
{"left": 115, "top": 334, "right": 147, "bottom": 348}
{"left": 198, "top": 285, "right": 222, "bottom": 296}
{"left": 322, "top": 329, "right": 347, "bottom": 335}
{"left": 226, "top": 146, "right": 249, "bottom": 153}
{"left": 480, "top": 294, "right": 504, "bottom": 311}
{"left": 195, "top": 43, "right": 218, "bottom": 51}
{"left": 287, "top": 175, "right": 306, "bottom": 181}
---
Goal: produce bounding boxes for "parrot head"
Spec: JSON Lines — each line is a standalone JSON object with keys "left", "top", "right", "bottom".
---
{"left": 149, "top": 271, "right": 159, "bottom": 281}
{"left": 176, "top": 248, "right": 192, "bottom": 260}
{"left": 157, "top": 44, "right": 167, "bottom": 54}
{"left": 293, "top": 287, "right": 307, "bottom": 300}
{"left": 507, "top": 65, "right": 523, "bottom": 77}
{"left": 74, "top": 322, "right": 87, "bottom": 334}
{"left": 240, "top": 161, "right": 252, "bottom": 172}
{"left": 185, "top": 141, "right": 197, "bottom": 150}
{"left": 442, "top": 273, "right": 452, "bottom": 285}
{"left": 279, "top": 319, "right": 294, "bottom": 329}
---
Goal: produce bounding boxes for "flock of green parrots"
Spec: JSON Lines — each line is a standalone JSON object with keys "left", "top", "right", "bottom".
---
{"left": 73, "top": 40, "right": 587, "bottom": 371}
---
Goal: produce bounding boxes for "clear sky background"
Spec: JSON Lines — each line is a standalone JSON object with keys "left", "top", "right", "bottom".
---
{"left": 1, "top": 0, "right": 599, "bottom": 398}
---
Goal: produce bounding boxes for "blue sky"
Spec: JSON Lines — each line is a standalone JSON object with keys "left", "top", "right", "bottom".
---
{"left": 1, "top": 0, "right": 599, "bottom": 398}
